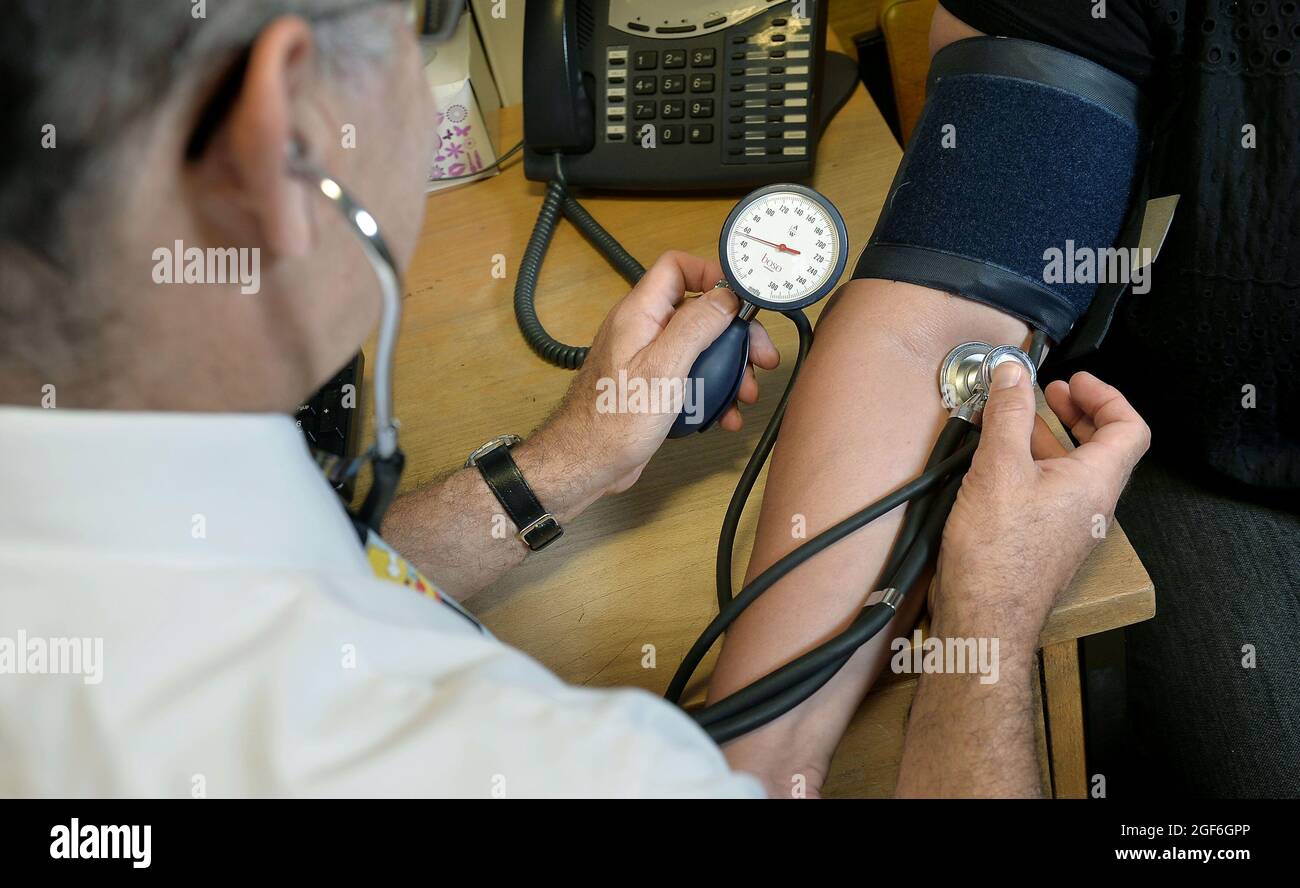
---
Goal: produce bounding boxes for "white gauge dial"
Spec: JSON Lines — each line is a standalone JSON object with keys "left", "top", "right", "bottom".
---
{"left": 723, "top": 190, "right": 844, "bottom": 308}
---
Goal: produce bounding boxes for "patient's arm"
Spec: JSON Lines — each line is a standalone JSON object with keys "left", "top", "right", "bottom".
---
{"left": 706, "top": 1, "right": 1010, "bottom": 800}
{"left": 706, "top": 278, "right": 1027, "bottom": 796}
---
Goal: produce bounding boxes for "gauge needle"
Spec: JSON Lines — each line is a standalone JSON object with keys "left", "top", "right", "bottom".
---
{"left": 745, "top": 235, "right": 801, "bottom": 255}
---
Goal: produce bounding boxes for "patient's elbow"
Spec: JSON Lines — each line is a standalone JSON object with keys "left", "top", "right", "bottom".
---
{"left": 819, "top": 277, "right": 1030, "bottom": 371}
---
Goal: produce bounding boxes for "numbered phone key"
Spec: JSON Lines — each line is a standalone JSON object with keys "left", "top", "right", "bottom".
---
{"left": 690, "top": 99, "right": 714, "bottom": 118}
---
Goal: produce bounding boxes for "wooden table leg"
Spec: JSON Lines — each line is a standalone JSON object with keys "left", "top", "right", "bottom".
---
{"left": 1041, "top": 639, "right": 1089, "bottom": 798}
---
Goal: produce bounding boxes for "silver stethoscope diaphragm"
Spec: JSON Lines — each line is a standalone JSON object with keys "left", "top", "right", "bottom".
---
{"left": 981, "top": 343, "right": 1038, "bottom": 392}
{"left": 939, "top": 341, "right": 1038, "bottom": 418}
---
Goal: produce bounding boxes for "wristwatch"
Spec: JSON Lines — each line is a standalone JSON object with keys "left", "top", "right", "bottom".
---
{"left": 465, "top": 435, "right": 564, "bottom": 551}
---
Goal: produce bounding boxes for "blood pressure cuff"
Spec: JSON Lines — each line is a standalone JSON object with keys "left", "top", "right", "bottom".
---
{"left": 852, "top": 37, "right": 1144, "bottom": 344}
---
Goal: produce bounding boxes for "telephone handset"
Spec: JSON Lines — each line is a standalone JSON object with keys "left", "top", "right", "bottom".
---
{"left": 522, "top": 0, "right": 831, "bottom": 189}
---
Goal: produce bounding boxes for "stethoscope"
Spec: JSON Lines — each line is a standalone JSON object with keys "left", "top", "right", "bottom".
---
{"left": 299, "top": 156, "right": 1044, "bottom": 744}
{"left": 288, "top": 153, "right": 406, "bottom": 540}
{"left": 276, "top": 0, "right": 467, "bottom": 539}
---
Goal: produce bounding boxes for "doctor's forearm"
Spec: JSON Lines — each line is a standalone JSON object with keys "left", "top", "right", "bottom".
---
{"left": 381, "top": 423, "right": 603, "bottom": 601}
{"left": 706, "top": 278, "right": 1028, "bottom": 795}
{"left": 895, "top": 583, "right": 1043, "bottom": 798}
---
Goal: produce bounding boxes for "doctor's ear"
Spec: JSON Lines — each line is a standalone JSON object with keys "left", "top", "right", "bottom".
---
{"left": 185, "top": 15, "right": 333, "bottom": 258}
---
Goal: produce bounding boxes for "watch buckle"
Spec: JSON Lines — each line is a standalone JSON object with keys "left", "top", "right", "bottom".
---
{"left": 517, "top": 513, "right": 562, "bottom": 550}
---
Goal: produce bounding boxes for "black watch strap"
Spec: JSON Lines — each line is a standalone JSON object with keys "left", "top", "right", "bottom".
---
{"left": 471, "top": 441, "right": 563, "bottom": 551}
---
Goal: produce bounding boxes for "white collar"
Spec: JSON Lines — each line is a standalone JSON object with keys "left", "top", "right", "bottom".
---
{"left": 0, "top": 406, "right": 371, "bottom": 575}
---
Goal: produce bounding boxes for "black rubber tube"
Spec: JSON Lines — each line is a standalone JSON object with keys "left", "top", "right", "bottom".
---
{"left": 665, "top": 436, "right": 977, "bottom": 704}
{"left": 696, "top": 471, "right": 968, "bottom": 741}
{"left": 878, "top": 417, "right": 970, "bottom": 582}
{"left": 695, "top": 470, "right": 961, "bottom": 729}
{"left": 716, "top": 309, "right": 815, "bottom": 610}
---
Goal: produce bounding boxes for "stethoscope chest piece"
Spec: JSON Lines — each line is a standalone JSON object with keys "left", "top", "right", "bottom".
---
{"left": 940, "top": 341, "right": 1039, "bottom": 411}
{"left": 940, "top": 341, "right": 993, "bottom": 407}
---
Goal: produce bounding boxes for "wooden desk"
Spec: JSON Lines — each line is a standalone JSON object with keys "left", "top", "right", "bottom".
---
{"left": 385, "top": 34, "right": 1154, "bottom": 797}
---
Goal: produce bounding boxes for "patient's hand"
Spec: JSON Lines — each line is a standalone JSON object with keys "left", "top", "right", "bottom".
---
{"left": 933, "top": 364, "right": 1151, "bottom": 651}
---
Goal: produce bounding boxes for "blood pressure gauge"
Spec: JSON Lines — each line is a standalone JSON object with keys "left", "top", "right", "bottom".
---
{"left": 669, "top": 184, "right": 848, "bottom": 438}
{"left": 719, "top": 183, "right": 849, "bottom": 312}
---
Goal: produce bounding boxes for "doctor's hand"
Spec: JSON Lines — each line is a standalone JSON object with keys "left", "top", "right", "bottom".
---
{"left": 544, "top": 251, "right": 780, "bottom": 495}
{"left": 933, "top": 365, "right": 1151, "bottom": 655}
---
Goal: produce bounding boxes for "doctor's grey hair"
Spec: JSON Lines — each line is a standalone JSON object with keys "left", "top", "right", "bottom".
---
{"left": 0, "top": 0, "right": 408, "bottom": 384}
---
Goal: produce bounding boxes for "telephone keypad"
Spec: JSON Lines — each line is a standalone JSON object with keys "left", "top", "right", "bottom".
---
{"left": 590, "top": 11, "right": 818, "bottom": 180}
{"left": 609, "top": 39, "right": 723, "bottom": 148}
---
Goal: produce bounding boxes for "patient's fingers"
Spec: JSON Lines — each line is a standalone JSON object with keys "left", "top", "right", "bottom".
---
{"left": 1063, "top": 372, "right": 1151, "bottom": 476}
{"left": 1045, "top": 378, "right": 1098, "bottom": 443}
{"left": 1030, "top": 414, "right": 1069, "bottom": 460}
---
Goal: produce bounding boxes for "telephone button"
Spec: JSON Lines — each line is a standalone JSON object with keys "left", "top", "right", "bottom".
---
{"left": 691, "top": 48, "right": 716, "bottom": 67}
{"left": 688, "top": 124, "right": 713, "bottom": 143}
{"left": 661, "top": 74, "right": 686, "bottom": 93}
{"left": 656, "top": 25, "right": 697, "bottom": 34}
{"left": 632, "top": 75, "right": 657, "bottom": 95}
{"left": 661, "top": 100, "right": 685, "bottom": 119}
{"left": 690, "top": 74, "right": 715, "bottom": 92}
{"left": 690, "top": 99, "right": 714, "bottom": 118}
{"left": 633, "top": 50, "right": 658, "bottom": 69}
{"left": 632, "top": 100, "right": 657, "bottom": 120}
{"left": 662, "top": 50, "right": 687, "bottom": 68}
{"left": 661, "top": 125, "right": 684, "bottom": 144}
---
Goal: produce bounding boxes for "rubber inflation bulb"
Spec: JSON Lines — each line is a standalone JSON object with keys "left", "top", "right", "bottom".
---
{"left": 668, "top": 317, "right": 751, "bottom": 438}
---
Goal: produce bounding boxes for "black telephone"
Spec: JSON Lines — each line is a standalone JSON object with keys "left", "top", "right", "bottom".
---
{"left": 522, "top": 0, "right": 832, "bottom": 189}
